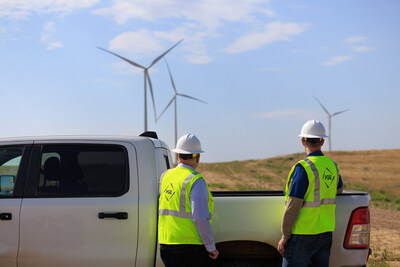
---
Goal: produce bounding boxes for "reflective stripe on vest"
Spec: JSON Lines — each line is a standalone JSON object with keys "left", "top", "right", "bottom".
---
{"left": 159, "top": 172, "right": 198, "bottom": 219}
{"left": 302, "top": 158, "right": 338, "bottom": 207}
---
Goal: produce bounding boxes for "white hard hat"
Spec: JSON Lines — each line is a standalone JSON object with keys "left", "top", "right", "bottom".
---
{"left": 172, "top": 134, "right": 204, "bottom": 154}
{"left": 298, "top": 120, "right": 328, "bottom": 138}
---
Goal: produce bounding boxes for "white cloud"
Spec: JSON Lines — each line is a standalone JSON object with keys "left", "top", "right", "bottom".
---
{"left": 253, "top": 109, "right": 316, "bottom": 119}
{"left": 108, "top": 27, "right": 212, "bottom": 64}
{"left": 0, "top": 0, "right": 100, "bottom": 19}
{"left": 154, "top": 26, "right": 210, "bottom": 61}
{"left": 344, "top": 36, "right": 366, "bottom": 43}
{"left": 190, "top": 0, "right": 269, "bottom": 29}
{"left": 185, "top": 54, "right": 212, "bottom": 64}
{"left": 92, "top": 0, "right": 165, "bottom": 25}
{"left": 154, "top": 26, "right": 191, "bottom": 43}
{"left": 41, "top": 22, "right": 63, "bottom": 50}
{"left": 322, "top": 55, "right": 351, "bottom": 66}
{"left": 353, "top": 46, "right": 373, "bottom": 52}
{"left": 177, "top": 30, "right": 212, "bottom": 64}
{"left": 343, "top": 36, "right": 373, "bottom": 54}
{"left": 109, "top": 30, "right": 164, "bottom": 57}
{"left": 41, "top": 22, "right": 55, "bottom": 42}
{"left": 259, "top": 9, "right": 275, "bottom": 17}
{"left": 92, "top": 0, "right": 270, "bottom": 29}
{"left": 224, "top": 22, "right": 310, "bottom": 54}
{"left": 46, "top": 41, "right": 63, "bottom": 50}
{"left": 93, "top": 1, "right": 306, "bottom": 62}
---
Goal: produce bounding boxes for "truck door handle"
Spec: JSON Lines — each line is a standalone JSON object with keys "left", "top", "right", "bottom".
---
{"left": 98, "top": 212, "right": 128, "bottom": 220}
{"left": 0, "top": 213, "right": 12, "bottom": 220}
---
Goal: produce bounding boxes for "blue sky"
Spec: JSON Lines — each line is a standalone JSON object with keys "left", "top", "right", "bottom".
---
{"left": 1, "top": 0, "right": 399, "bottom": 162}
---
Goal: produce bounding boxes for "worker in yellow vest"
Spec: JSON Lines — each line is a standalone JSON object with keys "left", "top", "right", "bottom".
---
{"left": 277, "top": 120, "right": 344, "bottom": 267}
{"left": 158, "top": 134, "right": 219, "bottom": 267}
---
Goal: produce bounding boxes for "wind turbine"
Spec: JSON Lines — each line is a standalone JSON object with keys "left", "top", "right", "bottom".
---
{"left": 98, "top": 39, "right": 183, "bottom": 132}
{"left": 158, "top": 59, "right": 207, "bottom": 147}
{"left": 313, "top": 96, "right": 349, "bottom": 151}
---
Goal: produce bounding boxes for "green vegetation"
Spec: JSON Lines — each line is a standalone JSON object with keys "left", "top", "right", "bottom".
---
{"left": 368, "top": 235, "right": 400, "bottom": 266}
{"left": 345, "top": 182, "right": 400, "bottom": 210}
{"left": 368, "top": 251, "right": 390, "bottom": 267}
{"left": 368, "top": 246, "right": 391, "bottom": 267}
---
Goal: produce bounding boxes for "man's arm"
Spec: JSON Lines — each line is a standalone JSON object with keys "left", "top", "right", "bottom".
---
{"left": 281, "top": 196, "right": 303, "bottom": 239}
{"left": 190, "top": 178, "right": 218, "bottom": 258}
{"left": 278, "top": 164, "right": 308, "bottom": 255}
{"left": 277, "top": 196, "right": 303, "bottom": 255}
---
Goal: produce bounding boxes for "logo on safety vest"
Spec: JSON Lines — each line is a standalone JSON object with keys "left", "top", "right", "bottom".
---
{"left": 322, "top": 167, "right": 336, "bottom": 188}
{"left": 164, "top": 183, "right": 176, "bottom": 201}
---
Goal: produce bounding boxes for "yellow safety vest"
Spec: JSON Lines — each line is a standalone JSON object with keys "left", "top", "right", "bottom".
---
{"left": 158, "top": 166, "right": 214, "bottom": 245}
{"left": 285, "top": 156, "right": 339, "bottom": 234}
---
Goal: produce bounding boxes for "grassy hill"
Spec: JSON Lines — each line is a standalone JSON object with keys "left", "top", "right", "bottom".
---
{"left": 198, "top": 149, "right": 400, "bottom": 210}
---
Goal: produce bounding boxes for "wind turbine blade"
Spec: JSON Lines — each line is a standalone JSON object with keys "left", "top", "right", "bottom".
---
{"left": 146, "top": 73, "right": 157, "bottom": 121}
{"left": 177, "top": 93, "right": 207, "bottom": 104}
{"left": 148, "top": 39, "right": 184, "bottom": 68}
{"left": 313, "top": 95, "right": 330, "bottom": 116}
{"left": 332, "top": 109, "right": 350, "bottom": 117}
{"left": 164, "top": 59, "right": 177, "bottom": 93}
{"left": 97, "top": 47, "right": 146, "bottom": 69}
{"left": 157, "top": 97, "right": 175, "bottom": 121}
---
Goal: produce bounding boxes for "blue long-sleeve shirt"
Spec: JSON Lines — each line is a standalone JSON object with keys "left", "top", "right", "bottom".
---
{"left": 288, "top": 151, "right": 343, "bottom": 199}
{"left": 178, "top": 164, "right": 216, "bottom": 252}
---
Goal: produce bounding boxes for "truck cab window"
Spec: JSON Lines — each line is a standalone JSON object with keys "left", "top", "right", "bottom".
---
{"left": 0, "top": 146, "right": 25, "bottom": 197}
{"left": 37, "top": 144, "right": 128, "bottom": 197}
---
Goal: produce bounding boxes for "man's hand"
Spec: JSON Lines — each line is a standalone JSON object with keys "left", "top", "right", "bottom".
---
{"left": 277, "top": 237, "right": 288, "bottom": 255}
{"left": 209, "top": 249, "right": 219, "bottom": 260}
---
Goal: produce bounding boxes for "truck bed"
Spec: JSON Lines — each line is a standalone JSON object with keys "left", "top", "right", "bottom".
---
{"left": 210, "top": 190, "right": 370, "bottom": 266}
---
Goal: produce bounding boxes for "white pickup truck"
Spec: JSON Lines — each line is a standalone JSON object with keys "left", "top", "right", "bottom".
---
{"left": 0, "top": 133, "right": 371, "bottom": 267}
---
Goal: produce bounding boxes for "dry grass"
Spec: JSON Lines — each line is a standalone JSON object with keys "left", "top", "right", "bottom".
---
{"left": 324, "top": 150, "right": 400, "bottom": 210}
{"left": 369, "top": 208, "right": 400, "bottom": 266}
{"left": 199, "top": 149, "right": 400, "bottom": 210}
{"left": 198, "top": 149, "right": 400, "bottom": 266}
{"left": 198, "top": 155, "right": 301, "bottom": 191}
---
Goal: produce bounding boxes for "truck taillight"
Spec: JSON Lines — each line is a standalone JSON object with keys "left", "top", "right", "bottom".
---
{"left": 344, "top": 207, "right": 370, "bottom": 249}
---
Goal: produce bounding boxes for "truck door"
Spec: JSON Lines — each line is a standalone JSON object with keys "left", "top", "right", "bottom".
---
{"left": 18, "top": 142, "right": 139, "bottom": 267}
{"left": 0, "top": 144, "right": 31, "bottom": 267}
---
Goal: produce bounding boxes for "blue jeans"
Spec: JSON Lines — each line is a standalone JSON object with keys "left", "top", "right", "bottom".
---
{"left": 282, "top": 232, "right": 332, "bottom": 267}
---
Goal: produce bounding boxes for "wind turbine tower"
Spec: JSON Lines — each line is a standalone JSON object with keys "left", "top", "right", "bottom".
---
{"left": 313, "top": 96, "right": 349, "bottom": 151}
{"left": 158, "top": 59, "right": 207, "bottom": 147}
{"left": 98, "top": 39, "right": 183, "bottom": 132}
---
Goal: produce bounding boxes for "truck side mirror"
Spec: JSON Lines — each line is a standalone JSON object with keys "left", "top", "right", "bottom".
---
{"left": 0, "top": 175, "right": 15, "bottom": 196}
